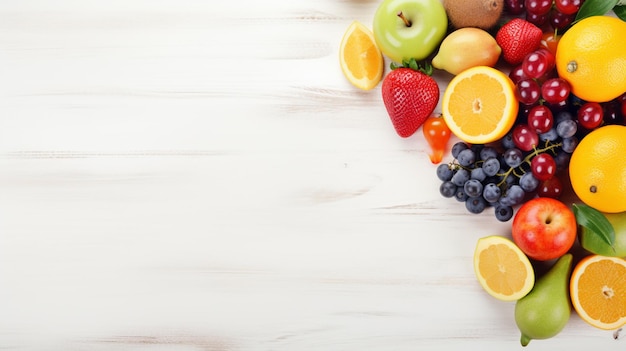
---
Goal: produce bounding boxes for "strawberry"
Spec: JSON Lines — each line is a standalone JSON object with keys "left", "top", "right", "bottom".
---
{"left": 496, "top": 18, "right": 543, "bottom": 65}
{"left": 381, "top": 61, "right": 439, "bottom": 138}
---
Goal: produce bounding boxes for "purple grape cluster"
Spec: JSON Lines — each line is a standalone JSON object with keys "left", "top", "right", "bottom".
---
{"left": 437, "top": 134, "right": 572, "bottom": 222}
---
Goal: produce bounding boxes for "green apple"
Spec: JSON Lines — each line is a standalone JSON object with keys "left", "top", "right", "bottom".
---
{"left": 373, "top": 0, "right": 448, "bottom": 63}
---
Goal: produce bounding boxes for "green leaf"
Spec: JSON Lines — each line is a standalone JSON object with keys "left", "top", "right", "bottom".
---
{"left": 575, "top": 0, "right": 618, "bottom": 22}
{"left": 614, "top": 5, "right": 626, "bottom": 21}
{"left": 573, "top": 203, "right": 615, "bottom": 249}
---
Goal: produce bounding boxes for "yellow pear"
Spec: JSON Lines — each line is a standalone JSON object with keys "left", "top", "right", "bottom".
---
{"left": 432, "top": 28, "right": 501, "bottom": 75}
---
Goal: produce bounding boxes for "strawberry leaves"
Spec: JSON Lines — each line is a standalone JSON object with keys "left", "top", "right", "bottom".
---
{"left": 390, "top": 58, "right": 434, "bottom": 76}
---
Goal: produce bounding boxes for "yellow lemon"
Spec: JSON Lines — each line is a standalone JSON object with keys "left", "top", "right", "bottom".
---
{"left": 474, "top": 235, "right": 534, "bottom": 301}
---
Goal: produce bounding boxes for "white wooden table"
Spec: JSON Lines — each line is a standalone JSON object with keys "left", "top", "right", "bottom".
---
{"left": 0, "top": 1, "right": 623, "bottom": 350}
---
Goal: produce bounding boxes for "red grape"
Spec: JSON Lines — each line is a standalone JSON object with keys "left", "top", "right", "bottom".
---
{"left": 541, "top": 78, "right": 571, "bottom": 104}
{"left": 537, "top": 176, "right": 563, "bottom": 198}
{"left": 527, "top": 105, "right": 554, "bottom": 133}
{"left": 526, "top": 11, "right": 549, "bottom": 26}
{"left": 516, "top": 79, "right": 541, "bottom": 105}
{"left": 523, "top": 50, "right": 555, "bottom": 79}
{"left": 603, "top": 101, "right": 624, "bottom": 125}
{"left": 512, "top": 124, "right": 539, "bottom": 151}
{"left": 550, "top": 9, "right": 575, "bottom": 30}
{"left": 531, "top": 153, "right": 556, "bottom": 181}
{"left": 509, "top": 64, "right": 528, "bottom": 84}
{"left": 505, "top": 0, "right": 526, "bottom": 14}
{"left": 525, "top": 0, "right": 552, "bottom": 15}
{"left": 554, "top": 0, "right": 582, "bottom": 15}
{"left": 577, "top": 102, "right": 603, "bottom": 130}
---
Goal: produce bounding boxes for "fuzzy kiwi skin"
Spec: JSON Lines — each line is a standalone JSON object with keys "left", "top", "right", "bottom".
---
{"left": 443, "top": 0, "right": 504, "bottom": 30}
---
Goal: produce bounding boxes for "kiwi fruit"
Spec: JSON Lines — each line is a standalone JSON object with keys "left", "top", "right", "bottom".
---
{"left": 443, "top": 0, "right": 504, "bottom": 30}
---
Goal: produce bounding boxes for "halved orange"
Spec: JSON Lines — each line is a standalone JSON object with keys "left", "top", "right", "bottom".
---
{"left": 474, "top": 235, "right": 535, "bottom": 301}
{"left": 339, "top": 21, "right": 384, "bottom": 90}
{"left": 442, "top": 66, "right": 518, "bottom": 144}
{"left": 570, "top": 255, "right": 626, "bottom": 330}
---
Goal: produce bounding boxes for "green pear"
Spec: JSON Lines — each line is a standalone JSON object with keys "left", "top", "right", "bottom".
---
{"left": 580, "top": 211, "right": 626, "bottom": 257}
{"left": 514, "top": 253, "right": 573, "bottom": 347}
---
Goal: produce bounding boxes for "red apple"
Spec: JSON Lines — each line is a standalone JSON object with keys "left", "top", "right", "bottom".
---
{"left": 512, "top": 197, "right": 577, "bottom": 261}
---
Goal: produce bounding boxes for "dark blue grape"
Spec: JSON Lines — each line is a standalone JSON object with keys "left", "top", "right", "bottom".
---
{"left": 556, "top": 119, "right": 577, "bottom": 138}
{"left": 479, "top": 147, "right": 498, "bottom": 161}
{"left": 555, "top": 110, "right": 574, "bottom": 124}
{"left": 482, "top": 157, "right": 501, "bottom": 177}
{"left": 464, "top": 179, "right": 483, "bottom": 198}
{"left": 471, "top": 167, "right": 487, "bottom": 182}
{"left": 455, "top": 186, "right": 469, "bottom": 202}
{"left": 519, "top": 172, "right": 539, "bottom": 192}
{"left": 503, "top": 148, "right": 524, "bottom": 168}
{"left": 451, "top": 142, "right": 469, "bottom": 159}
{"left": 501, "top": 132, "right": 516, "bottom": 149}
{"left": 482, "top": 183, "right": 501, "bottom": 203}
{"left": 554, "top": 152, "right": 571, "bottom": 172}
{"left": 436, "top": 163, "right": 454, "bottom": 181}
{"left": 466, "top": 197, "right": 487, "bottom": 214}
{"left": 499, "top": 185, "right": 525, "bottom": 207}
{"left": 561, "top": 136, "right": 578, "bottom": 153}
{"left": 494, "top": 205, "right": 514, "bottom": 222}
{"left": 457, "top": 149, "right": 476, "bottom": 167}
{"left": 440, "top": 181, "right": 457, "bottom": 198}
{"left": 451, "top": 169, "right": 470, "bottom": 186}
{"left": 499, "top": 170, "right": 517, "bottom": 187}
{"left": 539, "top": 128, "right": 559, "bottom": 142}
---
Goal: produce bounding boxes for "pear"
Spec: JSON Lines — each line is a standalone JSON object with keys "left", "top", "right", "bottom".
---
{"left": 432, "top": 27, "right": 502, "bottom": 75}
{"left": 514, "top": 253, "right": 573, "bottom": 347}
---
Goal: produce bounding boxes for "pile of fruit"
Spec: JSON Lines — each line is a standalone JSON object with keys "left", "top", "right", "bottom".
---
{"left": 339, "top": 0, "right": 626, "bottom": 346}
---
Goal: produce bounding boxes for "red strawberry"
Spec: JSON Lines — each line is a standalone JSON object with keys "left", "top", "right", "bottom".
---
{"left": 496, "top": 18, "right": 543, "bottom": 65}
{"left": 381, "top": 66, "right": 439, "bottom": 138}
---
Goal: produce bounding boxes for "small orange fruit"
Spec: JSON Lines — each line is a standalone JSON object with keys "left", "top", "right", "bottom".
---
{"left": 339, "top": 21, "right": 384, "bottom": 90}
{"left": 569, "top": 125, "right": 626, "bottom": 213}
{"left": 555, "top": 16, "right": 626, "bottom": 102}
{"left": 442, "top": 66, "right": 518, "bottom": 144}
{"left": 570, "top": 255, "right": 626, "bottom": 330}
{"left": 474, "top": 235, "right": 535, "bottom": 301}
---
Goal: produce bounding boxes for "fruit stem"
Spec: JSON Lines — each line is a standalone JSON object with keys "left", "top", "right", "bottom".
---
{"left": 520, "top": 333, "right": 531, "bottom": 347}
{"left": 397, "top": 11, "right": 412, "bottom": 27}
{"left": 496, "top": 140, "right": 563, "bottom": 187}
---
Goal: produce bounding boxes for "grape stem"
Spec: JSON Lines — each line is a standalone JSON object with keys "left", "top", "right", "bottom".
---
{"left": 496, "top": 140, "right": 562, "bottom": 187}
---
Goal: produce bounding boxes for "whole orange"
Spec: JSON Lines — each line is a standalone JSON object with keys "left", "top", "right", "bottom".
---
{"left": 569, "top": 125, "right": 626, "bottom": 213}
{"left": 555, "top": 16, "right": 626, "bottom": 102}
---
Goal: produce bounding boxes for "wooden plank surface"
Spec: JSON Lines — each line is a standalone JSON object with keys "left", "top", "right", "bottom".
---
{"left": 0, "top": 1, "right": 623, "bottom": 350}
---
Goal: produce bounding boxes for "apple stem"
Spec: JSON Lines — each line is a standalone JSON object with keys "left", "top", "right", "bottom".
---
{"left": 397, "top": 11, "right": 412, "bottom": 27}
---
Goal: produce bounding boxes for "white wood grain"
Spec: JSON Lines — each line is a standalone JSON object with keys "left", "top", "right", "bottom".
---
{"left": 0, "top": 1, "right": 623, "bottom": 350}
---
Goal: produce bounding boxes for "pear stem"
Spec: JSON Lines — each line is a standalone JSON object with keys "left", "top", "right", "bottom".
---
{"left": 397, "top": 11, "right": 412, "bottom": 27}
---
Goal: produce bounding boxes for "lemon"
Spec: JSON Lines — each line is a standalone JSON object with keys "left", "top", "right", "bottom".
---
{"left": 474, "top": 235, "right": 535, "bottom": 301}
